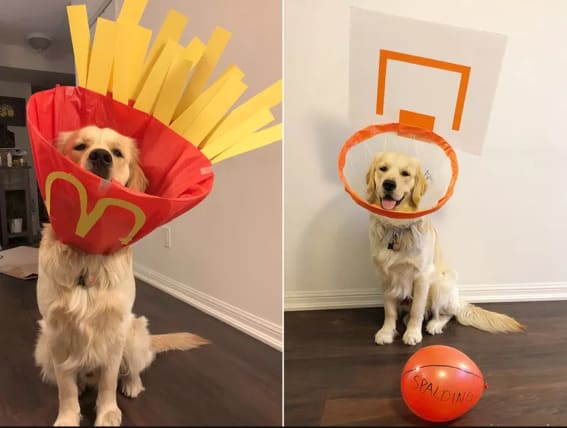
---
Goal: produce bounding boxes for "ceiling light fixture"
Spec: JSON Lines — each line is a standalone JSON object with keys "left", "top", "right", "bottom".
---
{"left": 27, "top": 32, "right": 52, "bottom": 52}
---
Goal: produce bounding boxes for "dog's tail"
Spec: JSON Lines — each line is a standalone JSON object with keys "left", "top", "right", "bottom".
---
{"left": 150, "top": 332, "right": 209, "bottom": 353}
{"left": 455, "top": 302, "right": 525, "bottom": 333}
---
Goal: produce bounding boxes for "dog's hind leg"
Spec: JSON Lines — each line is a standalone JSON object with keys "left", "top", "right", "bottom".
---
{"left": 120, "top": 316, "right": 155, "bottom": 398}
{"left": 425, "top": 270, "right": 457, "bottom": 335}
{"left": 34, "top": 321, "right": 56, "bottom": 384}
{"left": 426, "top": 308, "right": 451, "bottom": 335}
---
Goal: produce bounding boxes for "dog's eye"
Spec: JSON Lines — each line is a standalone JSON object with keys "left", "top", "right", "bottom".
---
{"left": 379, "top": 166, "right": 388, "bottom": 172}
{"left": 112, "top": 149, "right": 123, "bottom": 158}
{"left": 401, "top": 170, "right": 410, "bottom": 177}
{"left": 74, "top": 143, "right": 87, "bottom": 151}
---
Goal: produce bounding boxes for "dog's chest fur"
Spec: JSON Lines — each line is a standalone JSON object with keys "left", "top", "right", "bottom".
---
{"left": 37, "top": 225, "right": 135, "bottom": 370}
{"left": 369, "top": 215, "right": 436, "bottom": 299}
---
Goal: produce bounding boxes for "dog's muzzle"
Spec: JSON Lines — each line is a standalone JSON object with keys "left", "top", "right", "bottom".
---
{"left": 87, "top": 149, "right": 112, "bottom": 179}
{"left": 382, "top": 179, "right": 396, "bottom": 192}
{"left": 380, "top": 179, "right": 404, "bottom": 210}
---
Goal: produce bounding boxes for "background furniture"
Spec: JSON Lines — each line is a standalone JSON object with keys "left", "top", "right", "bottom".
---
{"left": 0, "top": 166, "right": 35, "bottom": 249}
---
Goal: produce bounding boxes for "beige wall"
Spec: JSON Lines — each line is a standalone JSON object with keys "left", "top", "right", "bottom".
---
{"left": 124, "top": 0, "right": 282, "bottom": 347}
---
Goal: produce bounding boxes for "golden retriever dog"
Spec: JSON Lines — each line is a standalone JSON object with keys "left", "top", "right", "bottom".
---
{"left": 366, "top": 151, "right": 525, "bottom": 346}
{"left": 35, "top": 126, "right": 208, "bottom": 426}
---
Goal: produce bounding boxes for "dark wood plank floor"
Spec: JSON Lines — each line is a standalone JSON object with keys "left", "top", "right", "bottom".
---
{"left": 285, "top": 302, "right": 567, "bottom": 426}
{"left": 0, "top": 273, "right": 281, "bottom": 426}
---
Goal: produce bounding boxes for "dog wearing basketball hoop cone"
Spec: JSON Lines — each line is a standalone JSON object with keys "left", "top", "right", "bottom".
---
{"left": 365, "top": 151, "right": 525, "bottom": 346}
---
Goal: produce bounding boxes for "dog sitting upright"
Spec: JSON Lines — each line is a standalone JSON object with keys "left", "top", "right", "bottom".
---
{"left": 366, "top": 151, "right": 525, "bottom": 346}
{"left": 35, "top": 126, "right": 208, "bottom": 426}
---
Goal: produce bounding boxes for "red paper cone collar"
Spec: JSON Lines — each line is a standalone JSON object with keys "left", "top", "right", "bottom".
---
{"left": 27, "top": 86, "right": 214, "bottom": 254}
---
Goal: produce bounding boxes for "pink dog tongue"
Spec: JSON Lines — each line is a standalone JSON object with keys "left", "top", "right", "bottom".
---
{"left": 381, "top": 198, "right": 397, "bottom": 210}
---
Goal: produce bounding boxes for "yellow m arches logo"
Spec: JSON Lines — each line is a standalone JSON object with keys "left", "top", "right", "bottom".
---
{"left": 45, "top": 171, "right": 146, "bottom": 245}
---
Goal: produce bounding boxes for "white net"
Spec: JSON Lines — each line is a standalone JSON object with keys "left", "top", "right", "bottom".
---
{"left": 342, "top": 128, "right": 455, "bottom": 215}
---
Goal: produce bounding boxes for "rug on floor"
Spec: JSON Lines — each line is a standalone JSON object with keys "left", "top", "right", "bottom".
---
{"left": 0, "top": 246, "right": 38, "bottom": 280}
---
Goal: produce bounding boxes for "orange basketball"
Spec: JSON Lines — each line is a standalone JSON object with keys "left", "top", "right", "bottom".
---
{"left": 400, "top": 345, "right": 487, "bottom": 422}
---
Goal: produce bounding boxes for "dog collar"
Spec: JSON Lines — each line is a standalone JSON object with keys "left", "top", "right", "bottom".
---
{"left": 383, "top": 219, "right": 424, "bottom": 251}
{"left": 77, "top": 270, "right": 94, "bottom": 287}
{"left": 387, "top": 232, "right": 399, "bottom": 251}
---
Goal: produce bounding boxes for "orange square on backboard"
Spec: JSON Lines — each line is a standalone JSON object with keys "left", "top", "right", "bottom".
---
{"left": 349, "top": 8, "right": 507, "bottom": 155}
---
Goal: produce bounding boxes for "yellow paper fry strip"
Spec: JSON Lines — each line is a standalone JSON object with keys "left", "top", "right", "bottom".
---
{"left": 117, "top": 0, "right": 148, "bottom": 24}
{"left": 152, "top": 37, "right": 205, "bottom": 122}
{"left": 170, "top": 65, "right": 244, "bottom": 135}
{"left": 66, "top": 2, "right": 283, "bottom": 162}
{"left": 182, "top": 37, "right": 206, "bottom": 66}
{"left": 212, "top": 124, "right": 282, "bottom": 164}
{"left": 66, "top": 5, "right": 91, "bottom": 87}
{"left": 132, "top": 9, "right": 188, "bottom": 99}
{"left": 183, "top": 77, "right": 248, "bottom": 146}
{"left": 174, "top": 26, "right": 232, "bottom": 118}
{"left": 209, "top": 79, "right": 282, "bottom": 140}
{"left": 202, "top": 108, "right": 275, "bottom": 159}
{"left": 153, "top": 56, "right": 193, "bottom": 124}
{"left": 113, "top": 23, "right": 152, "bottom": 104}
{"left": 134, "top": 41, "right": 183, "bottom": 114}
{"left": 86, "top": 18, "right": 117, "bottom": 95}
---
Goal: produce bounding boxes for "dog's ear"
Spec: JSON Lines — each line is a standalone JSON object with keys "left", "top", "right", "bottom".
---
{"left": 411, "top": 167, "right": 427, "bottom": 209}
{"left": 365, "top": 155, "right": 381, "bottom": 204}
{"left": 55, "top": 131, "right": 75, "bottom": 154}
{"left": 126, "top": 140, "right": 148, "bottom": 192}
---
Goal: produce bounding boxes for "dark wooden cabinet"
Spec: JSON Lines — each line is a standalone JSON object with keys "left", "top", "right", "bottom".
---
{"left": 0, "top": 167, "right": 35, "bottom": 249}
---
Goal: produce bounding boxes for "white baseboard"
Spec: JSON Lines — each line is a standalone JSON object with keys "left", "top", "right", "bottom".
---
{"left": 134, "top": 264, "right": 282, "bottom": 350}
{"left": 285, "top": 282, "right": 567, "bottom": 311}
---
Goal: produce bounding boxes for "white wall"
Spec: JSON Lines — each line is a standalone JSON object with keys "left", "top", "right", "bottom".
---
{"left": 0, "top": 80, "right": 40, "bottom": 237}
{"left": 284, "top": 0, "right": 567, "bottom": 310}
{"left": 0, "top": 43, "right": 74, "bottom": 76}
{"left": 126, "top": 0, "right": 282, "bottom": 348}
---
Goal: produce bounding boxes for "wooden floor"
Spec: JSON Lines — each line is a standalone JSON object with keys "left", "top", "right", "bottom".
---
{"left": 285, "top": 302, "right": 567, "bottom": 426}
{"left": 0, "top": 274, "right": 281, "bottom": 426}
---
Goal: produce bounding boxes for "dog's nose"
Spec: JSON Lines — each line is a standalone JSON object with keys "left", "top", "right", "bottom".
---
{"left": 382, "top": 179, "right": 396, "bottom": 192}
{"left": 88, "top": 149, "right": 112, "bottom": 166}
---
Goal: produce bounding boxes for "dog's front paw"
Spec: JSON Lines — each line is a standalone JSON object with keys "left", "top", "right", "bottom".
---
{"left": 402, "top": 328, "right": 423, "bottom": 346}
{"left": 374, "top": 327, "right": 397, "bottom": 345}
{"left": 95, "top": 407, "right": 122, "bottom": 426}
{"left": 53, "top": 412, "right": 80, "bottom": 426}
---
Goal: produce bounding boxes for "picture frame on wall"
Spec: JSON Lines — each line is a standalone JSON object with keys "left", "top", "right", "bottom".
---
{"left": 0, "top": 96, "right": 26, "bottom": 127}
{"left": 0, "top": 124, "right": 15, "bottom": 149}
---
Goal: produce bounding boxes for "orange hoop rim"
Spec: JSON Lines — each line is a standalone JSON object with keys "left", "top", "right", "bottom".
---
{"left": 338, "top": 123, "right": 459, "bottom": 219}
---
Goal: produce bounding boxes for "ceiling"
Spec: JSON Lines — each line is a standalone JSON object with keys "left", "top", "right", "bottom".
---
{"left": 0, "top": 1, "right": 112, "bottom": 86}
{"left": 0, "top": 0, "right": 118, "bottom": 87}
{"left": 0, "top": 0, "right": 73, "bottom": 50}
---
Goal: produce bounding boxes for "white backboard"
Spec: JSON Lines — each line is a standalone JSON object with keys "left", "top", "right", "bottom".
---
{"left": 349, "top": 8, "right": 507, "bottom": 155}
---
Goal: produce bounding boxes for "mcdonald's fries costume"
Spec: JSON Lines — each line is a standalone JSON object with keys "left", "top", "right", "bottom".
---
{"left": 27, "top": 0, "right": 282, "bottom": 254}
